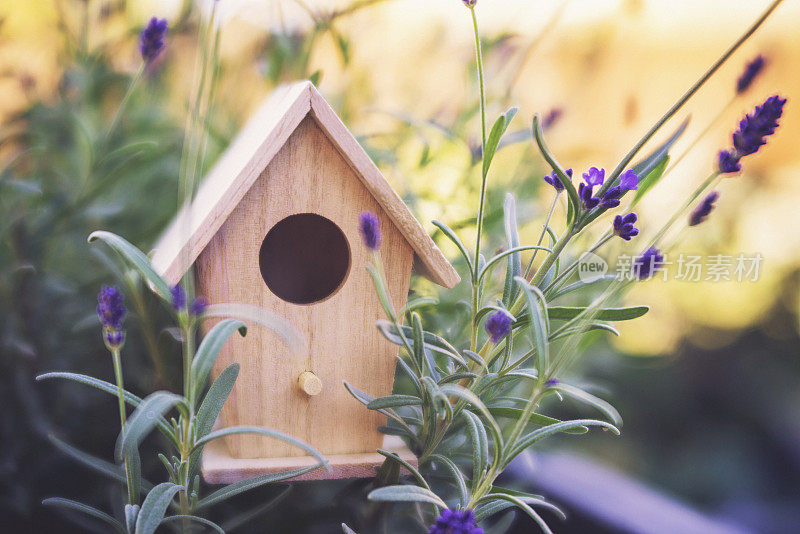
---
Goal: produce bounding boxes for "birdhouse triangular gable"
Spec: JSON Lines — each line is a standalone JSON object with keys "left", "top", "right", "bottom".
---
{"left": 152, "top": 81, "right": 459, "bottom": 289}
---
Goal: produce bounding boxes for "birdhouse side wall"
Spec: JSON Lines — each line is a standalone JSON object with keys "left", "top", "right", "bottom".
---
{"left": 196, "top": 116, "right": 414, "bottom": 459}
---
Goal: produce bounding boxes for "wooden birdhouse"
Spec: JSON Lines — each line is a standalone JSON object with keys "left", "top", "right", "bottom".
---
{"left": 152, "top": 81, "right": 459, "bottom": 481}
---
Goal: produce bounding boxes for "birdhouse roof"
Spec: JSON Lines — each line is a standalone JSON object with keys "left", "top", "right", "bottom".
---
{"left": 151, "top": 81, "right": 460, "bottom": 289}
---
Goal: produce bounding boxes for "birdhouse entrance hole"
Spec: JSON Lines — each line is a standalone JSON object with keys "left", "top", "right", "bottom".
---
{"left": 258, "top": 213, "right": 351, "bottom": 305}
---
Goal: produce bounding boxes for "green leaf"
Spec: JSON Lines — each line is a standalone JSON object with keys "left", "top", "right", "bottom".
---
{"left": 631, "top": 118, "right": 689, "bottom": 181}
{"left": 367, "top": 485, "right": 447, "bottom": 509}
{"left": 476, "top": 493, "right": 559, "bottom": 533}
{"left": 367, "top": 395, "right": 423, "bottom": 410}
{"left": 87, "top": 231, "right": 171, "bottom": 300}
{"left": 134, "top": 483, "right": 184, "bottom": 534}
{"left": 195, "top": 466, "right": 320, "bottom": 510}
{"left": 193, "top": 426, "right": 328, "bottom": 470}
{"left": 42, "top": 498, "right": 126, "bottom": 534}
{"left": 160, "top": 515, "right": 225, "bottom": 533}
{"left": 116, "top": 392, "right": 184, "bottom": 463}
{"left": 411, "top": 312, "right": 426, "bottom": 374}
{"left": 547, "top": 305, "right": 649, "bottom": 321}
{"left": 462, "top": 410, "right": 488, "bottom": 486}
{"left": 191, "top": 319, "right": 246, "bottom": 403}
{"left": 203, "top": 303, "right": 303, "bottom": 354}
{"left": 516, "top": 278, "right": 549, "bottom": 375}
{"left": 480, "top": 245, "right": 552, "bottom": 284}
{"left": 552, "top": 383, "right": 622, "bottom": 426}
{"left": 36, "top": 373, "right": 176, "bottom": 447}
{"left": 439, "top": 384, "right": 503, "bottom": 458}
{"left": 432, "top": 220, "right": 473, "bottom": 276}
{"left": 399, "top": 296, "right": 439, "bottom": 316}
{"left": 633, "top": 154, "right": 669, "bottom": 205}
{"left": 188, "top": 363, "right": 240, "bottom": 483}
{"left": 377, "top": 450, "right": 429, "bottom": 490}
{"left": 502, "top": 193, "right": 522, "bottom": 305}
{"left": 549, "top": 323, "right": 620, "bottom": 341}
{"left": 429, "top": 454, "right": 469, "bottom": 509}
{"left": 548, "top": 275, "right": 617, "bottom": 300}
{"left": 504, "top": 419, "right": 620, "bottom": 465}
{"left": 483, "top": 107, "right": 519, "bottom": 177}
{"left": 48, "top": 433, "right": 153, "bottom": 491}
{"left": 531, "top": 115, "right": 580, "bottom": 223}
{"left": 366, "top": 265, "right": 397, "bottom": 321}
{"left": 487, "top": 408, "right": 588, "bottom": 434}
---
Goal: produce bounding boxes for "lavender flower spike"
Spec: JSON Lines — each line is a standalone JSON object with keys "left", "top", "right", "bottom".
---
{"left": 689, "top": 191, "right": 719, "bottom": 227}
{"left": 485, "top": 310, "right": 512, "bottom": 343}
{"left": 633, "top": 247, "right": 664, "bottom": 280}
{"left": 613, "top": 213, "right": 639, "bottom": 241}
{"left": 140, "top": 17, "right": 168, "bottom": 63}
{"left": 359, "top": 211, "right": 382, "bottom": 250}
{"left": 429, "top": 508, "right": 483, "bottom": 534}
{"left": 97, "top": 285, "right": 126, "bottom": 330}
{"left": 718, "top": 150, "right": 741, "bottom": 174}
{"left": 737, "top": 55, "right": 766, "bottom": 94}
{"left": 717, "top": 94, "right": 786, "bottom": 175}
{"left": 462, "top": 0, "right": 478, "bottom": 7}
{"left": 544, "top": 168, "right": 572, "bottom": 193}
{"left": 190, "top": 297, "right": 208, "bottom": 317}
{"left": 171, "top": 284, "right": 187, "bottom": 311}
{"left": 583, "top": 167, "right": 605, "bottom": 186}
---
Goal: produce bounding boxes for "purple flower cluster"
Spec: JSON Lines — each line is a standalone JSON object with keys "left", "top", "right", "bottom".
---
{"left": 633, "top": 247, "right": 664, "bottom": 280}
{"left": 545, "top": 378, "right": 559, "bottom": 387}
{"left": 542, "top": 108, "right": 563, "bottom": 130}
{"left": 737, "top": 55, "right": 766, "bottom": 94}
{"left": 578, "top": 167, "right": 638, "bottom": 210}
{"left": 543, "top": 168, "right": 572, "bottom": 193}
{"left": 689, "top": 191, "right": 719, "bottom": 227}
{"left": 462, "top": 0, "right": 478, "bottom": 7}
{"left": 612, "top": 213, "right": 639, "bottom": 241}
{"left": 97, "top": 285, "right": 126, "bottom": 348}
{"left": 171, "top": 284, "right": 208, "bottom": 317}
{"left": 139, "top": 17, "right": 168, "bottom": 63}
{"left": 429, "top": 508, "right": 483, "bottom": 534}
{"left": 485, "top": 310, "right": 512, "bottom": 343}
{"left": 359, "top": 211, "right": 382, "bottom": 251}
{"left": 718, "top": 95, "right": 786, "bottom": 174}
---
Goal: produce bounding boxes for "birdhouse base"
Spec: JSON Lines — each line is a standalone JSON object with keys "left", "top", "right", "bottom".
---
{"left": 202, "top": 435, "right": 418, "bottom": 483}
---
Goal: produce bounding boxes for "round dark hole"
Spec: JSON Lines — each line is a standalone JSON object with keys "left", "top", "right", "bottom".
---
{"left": 259, "top": 213, "right": 351, "bottom": 305}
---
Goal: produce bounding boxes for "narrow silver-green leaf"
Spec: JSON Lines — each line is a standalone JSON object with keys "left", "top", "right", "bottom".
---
{"left": 552, "top": 383, "right": 622, "bottom": 426}
{"left": 531, "top": 115, "right": 580, "bottom": 223}
{"left": 377, "top": 450, "right": 429, "bottom": 490}
{"left": 462, "top": 410, "right": 488, "bottom": 486}
{"left": 483, "top": 107, "right": 519, "bottom": 177}
{"left": 432, "top": 220, "right": 472, "bottom": 275}
{"left": 87, "top": 231, "right": 171, "bottom": 300}
{"left": 367, "top": 395, "right": 423, "bottom": 410}
{"left": 547, "top": 305, "right": 649, "bottom": 321}
{"left": 204, "top": 303, "right": 302, "bottom": 354}
{"left": 195, "top": 466, "right": 320, "bottom": 510}
{"left": 367, "top": 485, "right": 447, "bottom": 509}
{"left": 160, "top": 515, "right": 225, "bottom": 533}
{"left": 42, "top": 498, "right": 126, "bottom": 534}
{"left": 502, "top": 193, "right": 522, "bottom": 305}
{"left": 430, "top": 454, "right": 469, "bottom": 508}
{"left": 134, "top": 483, "right": 184, "bottom": 534}
{"left": 516, "top": 278, "right": 549, "bottom": 375}
{"left": 191, "top": 319, "right": 246, "bottom": 403}
{"left": 505, "top": 419, "right": 619, "bottom": 464}
{"left": 116, "top": 392, "right": 184, "bottom": 463}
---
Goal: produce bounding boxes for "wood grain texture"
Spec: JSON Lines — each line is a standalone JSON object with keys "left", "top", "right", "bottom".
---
{"left": 202, "top": 436, "right": 418, "bottom": 483}
{"left": 197, "top": 117, "right": 415, "bottom": 459}
{"left": 152, "top": 81, "right": 459, "bottom": 290}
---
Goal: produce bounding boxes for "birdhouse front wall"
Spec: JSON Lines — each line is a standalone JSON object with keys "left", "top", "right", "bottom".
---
{"left": 196, "top": 116, "right": 414, "bottom": 459}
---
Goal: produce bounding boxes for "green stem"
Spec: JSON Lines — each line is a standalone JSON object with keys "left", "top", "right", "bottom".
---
{"left": 597, "top": 0, "right": 785, "bottom": 196}
{"left": 544, "top": 231, "right": 613, "bottom": 293}
{"left": 530, "top": 227, "right": 574, "bottom": 287}
{"left": 524, "top": 192, "right": 560, "bottom": 278}
{"left": 106, "top": 63, "right": 145, "bottom": 144}
{"left": 111, "top": 347, "right": 135, "bottom": 505}
{"left": 471, "top": 6, "right": 488, "bottom": 279}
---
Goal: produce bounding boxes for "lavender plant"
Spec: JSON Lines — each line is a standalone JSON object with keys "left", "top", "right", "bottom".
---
{"left": 34, "top": 12, "right": 330, "bottom": 533}
{"left": 344, "top": 1, "right": 788, "bottom": 532}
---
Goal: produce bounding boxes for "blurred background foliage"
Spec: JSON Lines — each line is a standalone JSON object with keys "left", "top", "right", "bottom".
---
{"left": 1, "top": 0, "right": 798, "bottom": 532}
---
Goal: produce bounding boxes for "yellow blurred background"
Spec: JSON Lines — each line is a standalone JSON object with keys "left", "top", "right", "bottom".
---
{"left": 2, "top": 0, "right": 798, "bottom": 357}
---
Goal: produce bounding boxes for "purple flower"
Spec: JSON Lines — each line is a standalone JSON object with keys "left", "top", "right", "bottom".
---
{"left": 583, "top": 167, "right": 605, "bottom": 187}
{"left": 139, "top": 17, "right": 168, "bottom": 63}
{"left": 542, "top": 108, "right": 563, "bottom": 129}
{"left": 737, "top": 55, "right": 766, "bottom": 94}
{"left": 613, "top": 213, "right": 639, "bottom": 241}
{"left": 618, "top": 170, "right": 639, "bottom": 191}
{"left": 171, "top": 285, "right": 187, "bottom": 311}
{"left": 717, "top": 150, "right": 741, "bottom": 174}
{"left": 544, "top": 168, "right": 572, "bottom": 193}
{"left": 689, "top": 191, "right": 719, "bottom": 227}
{"left": 545, "top": 378, "right": 559, "bottom": 387}
{"left": 579, "top": 182, "right": 600, "bottom": 209}
{"left": 485, "top": 310, "right": 512, "bottom": 343}
{"left": 717, "top": 94, "right": 786, "bottom": 175}
{"left": 632, "top": 247, "right": 664, "bottom": 280}
{"left": 97, "top": 285, "right": 126, "bottom": 330}
{"left": 190, "top": 297, "right": 208, "bottom": 317}
{"left": 462, "top": 0, "right": 478, "bottom": 7}
{"left": 105, "top": 329, "right": 125, "bottom": 349}
{"left": 429, "top": 508, "right": 483, "bottom": 534}
{"left": 359, "top": 211, "right": 382, "bottom": 251}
